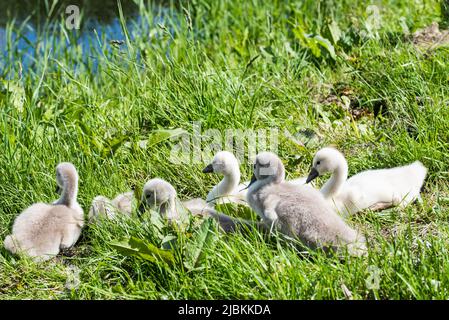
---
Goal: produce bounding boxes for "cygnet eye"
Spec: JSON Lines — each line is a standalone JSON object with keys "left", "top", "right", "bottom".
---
{"left": 316, "top": 161, "right": 321, "bottom": 165}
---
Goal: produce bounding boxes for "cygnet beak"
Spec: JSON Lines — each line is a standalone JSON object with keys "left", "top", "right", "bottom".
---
{"left": 202, "top": 163, "right": 214, "bottom": 173}
{"left": 306, "top": 167, "right": 319, "bottom": 183}
{"left": 246, "top": 174, "right": 257, "bottom": 189}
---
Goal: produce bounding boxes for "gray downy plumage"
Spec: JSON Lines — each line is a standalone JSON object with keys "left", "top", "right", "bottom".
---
{"left": 4, "top": 162, "right": 84, "bottom": 262}
{"left": 246, "top": 152, "right": 366, "bottom": 256}
{"left": 88, "top": 191, "right": 135, "bottom": 222}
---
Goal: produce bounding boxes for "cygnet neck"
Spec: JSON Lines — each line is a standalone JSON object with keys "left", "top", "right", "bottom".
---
{"left": 321, "top": 157, "right": 348, "bottom": 198}
{"left": 58, "top": 175, "right": 78, "bottom": 208}
{"left": 218, "top": 166, "right": 241, "bottom": 196}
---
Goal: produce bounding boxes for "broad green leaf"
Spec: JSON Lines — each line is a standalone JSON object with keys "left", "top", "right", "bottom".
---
{"left": 111, "top": 236, "right": 174, "bottom": 265}
{"left": 184, "top": 218, "right": 219, "bottom": 270}
{"left": 110, "top": 240, "right": 157, "bottom": 263}
{"left": 101, "top": 135, "right": 128, "bottom": 158}
{"left": 292, "top": 25, "right": 320, "bottom": 57}
{"left": 129, "top": 237, "right": 174, "bottom": 265}
{"left": 307, "top": 37, "right": 321, "bottom": 58}
{"left": 328, "top": 21, "right": 342, "bottom": 44}
{"left": 314, "top": 35, "right": 336, "bottom": 60}
{"left": 292, "top": 24, "right": 308, "bottom": 45}
{"left": 108, "top": 135, "right": 128, "bottom": 154}
{"left": 147, "top": 128, "right": 188, "bottom": 148}
{"left": 292, "top": 24, "right": 336, "bottom": 60}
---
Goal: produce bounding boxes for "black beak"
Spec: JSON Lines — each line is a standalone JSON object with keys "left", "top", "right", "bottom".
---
{"left": 202, "top": 163, "right": 214, "bottom": 173}
{"left": 55, "top": 185, "right": 62, "bottom": 194}
{"left": 306, "top": 167, "right": 319, "bottom": 183}
{"left": 245, "top": 174, "right": 257, "bottom": 190}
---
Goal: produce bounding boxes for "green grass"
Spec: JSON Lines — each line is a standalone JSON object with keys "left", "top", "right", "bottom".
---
{"left": 1, "top": 0, "right": 449, "bottom": 299}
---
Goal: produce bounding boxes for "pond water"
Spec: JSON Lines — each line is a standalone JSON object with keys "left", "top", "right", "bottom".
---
{"left": 0, "top": 0, "right": 173, "bottom": 76}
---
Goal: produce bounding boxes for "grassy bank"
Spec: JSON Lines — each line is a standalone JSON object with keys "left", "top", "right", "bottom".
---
{"left": 1, "top": 0, "right": 449, "bottom": 299}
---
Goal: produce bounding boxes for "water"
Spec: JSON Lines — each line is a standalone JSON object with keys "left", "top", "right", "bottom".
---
{"left": 0, "top": 0, "right": 173, "bottom": 77}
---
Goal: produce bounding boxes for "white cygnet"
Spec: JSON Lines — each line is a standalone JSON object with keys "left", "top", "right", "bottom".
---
{"left": 203, "top": 151, "right": 248, "bottom": 206}
{"left": 306, "top": 147, "right": 427, "bottom": 216}
{"left": 112, "top": 191, "right": 134, "bottom": 215}
{"left": 4, "top": 162, "right": 84, "bottom": 262}
{"left": 88, "top": 191, "right": 134, "bottom": 222}
{"left": 246, "top": 152, "right": 366, "bottom": 256}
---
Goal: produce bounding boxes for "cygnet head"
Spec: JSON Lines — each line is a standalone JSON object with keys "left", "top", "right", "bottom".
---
{"left": 139, "top": 178, "right": 177, "bottom": 217}
{"left": 89, "top": 196, "right": 114, "bottom": 221}
{"left": 202, "top": 151, "right": 239, "bottom": 175}
{"left": 306, "top": 147, "right": 346, "bottom": 183}
{"left": 248, "top": 152, "right": 285, "bottom": 188}
{"left": 55, "top": 162, "right": 78, "bottom": 194}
